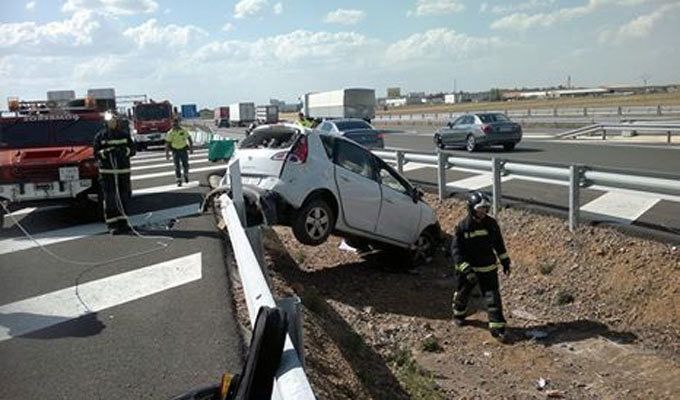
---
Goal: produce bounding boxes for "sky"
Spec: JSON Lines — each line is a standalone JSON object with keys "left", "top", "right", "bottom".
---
{"left": 1, "top": 0, "right": 680, "bottom": 108}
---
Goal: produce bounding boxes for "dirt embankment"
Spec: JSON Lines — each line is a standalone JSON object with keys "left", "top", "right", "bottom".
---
{"left": 228, "top": 193, "right": 680, "bottom": 399}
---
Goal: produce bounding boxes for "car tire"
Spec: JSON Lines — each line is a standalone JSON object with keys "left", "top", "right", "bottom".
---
{"left": 503, "top": 143, "right": 516, "bottom": 151}
{"left": 410, "top": 230, "right": 435, "bottom": 268}
{"left": 466, "top": 135, "right": 477, "bottom": 152}
{"left": 292, "top": 198, "right": 335, "bottom": 246}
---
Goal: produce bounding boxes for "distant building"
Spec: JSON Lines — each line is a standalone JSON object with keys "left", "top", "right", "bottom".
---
{"left": 385, "top": 98, "right": 407, "bottom": 107}
{"left": 444, "top": 93, "right": 459, "bottom": 104}
{"left": 387, "top": 87, "right": 401, "bottom": 98}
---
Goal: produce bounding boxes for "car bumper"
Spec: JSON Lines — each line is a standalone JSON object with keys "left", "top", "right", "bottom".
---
{"left": 134, "top": 132, "right": 168, "bottom": 144}
{"left": 477, "top": 133, "right": 522, "bottom": 145}
{"left": 0, "top": 179, "right": 93, "bottom": 203}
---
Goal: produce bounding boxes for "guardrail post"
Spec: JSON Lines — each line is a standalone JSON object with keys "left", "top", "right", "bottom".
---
{"left": 504, "top": 109, "right": 508, "bottom": 116}
{"left": 228, "top": 159, "right": 246, "bottom": 225}
{"left": 569, "top": 165, "right": 581, "bottom": 232}
{"left": 601, "top": 129, "right": 607, "bottom": 141}
{"left": 657, "top": 105, "right": 662, "bottom": 116}
{"left": 396, "top": 150, "right": 405, "bottom": 174}
{"left": 492, "top": 158, "right": 502, "bottom": 216}
{"left": 584, "top": 107, "right": 588, "bottom": 116}
{"left": 553, "top": 107, "right": 558, "bottom": 117}
{"left": 437, "top": 151, "right": 447, "bottom": 200}
{"left": 277, "top": 296, "right": 305, "bottom": 368}
{"left": 617, "top": 106, "right": 622, "bottom": 115}
{"left": 527, "top": 108, "right": 531, "bottom": 117}
{"left": 668, "top": 131, "right": 672, "bottom": 144}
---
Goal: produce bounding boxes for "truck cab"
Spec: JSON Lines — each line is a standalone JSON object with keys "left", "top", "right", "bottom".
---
{"left": 0, "top": 98, "right": 105, "bottom": 225}
{"left": 132, "top": 101, "right": 173, "bottom": 150}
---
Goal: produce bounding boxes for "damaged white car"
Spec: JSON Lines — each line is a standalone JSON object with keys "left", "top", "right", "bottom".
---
{"left": 216, "top": 123, "right": 441, "bottom": 266}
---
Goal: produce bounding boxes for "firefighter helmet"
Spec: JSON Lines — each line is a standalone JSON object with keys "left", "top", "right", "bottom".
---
{"left": 466, "top": 191, "right": 491, "bottom": 214}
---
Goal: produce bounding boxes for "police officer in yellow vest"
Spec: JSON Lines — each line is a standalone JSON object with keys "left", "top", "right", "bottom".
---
{"left": 165, "top": 118, "right": 193, "bottom": 186}
{"left": 93, "top": 111, "right": 135, "bottom": 234}
{"left": 296, "top": 112, "right": 314, "bottom": 128}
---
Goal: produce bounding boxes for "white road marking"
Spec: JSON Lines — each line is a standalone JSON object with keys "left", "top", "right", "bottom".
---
{"left": 0, "top": 253, "right": 202, "bottom": 342}
{"left": 0, "top": 203, "right": 200, "bottom": 256}
{"left": 132, "top": 181, "right": 200, "bottom": 196}
{"left": 7, "top": 206, "right": 66, "bottom": 218}
{"left": 402, "top": 162, "right": 436, "bottom": 172}
{"left": 132, "top": 149, "right": 208, "bottom": 160}
{"left": 131, "top": 165, "right": 226, "bottom": 181}
{"left": 446, "top": 174, "right": 513, "bottom": 190}
{"left": 131, "top": 152, "right": 210, "bottom": 165}
{"left": 132, "top": 158, "right": 212, "bottom": 171}
{"left": 581, "top": 192, "right": 660, "bottom": 224}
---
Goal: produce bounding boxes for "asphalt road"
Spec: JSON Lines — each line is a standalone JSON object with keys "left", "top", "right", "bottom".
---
{"left": 0, "top": 148, "right": 242, "bottom": 399}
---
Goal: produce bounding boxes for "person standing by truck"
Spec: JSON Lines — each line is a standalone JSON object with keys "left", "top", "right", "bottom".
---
{"left": 94, "top": 111, "right": 135, "bottom": 234}
{"left": 296, "top": 112, "right": 314, "bottom": 128}
{"left": 165, "top": 118, "right": 194, "bottom": 186}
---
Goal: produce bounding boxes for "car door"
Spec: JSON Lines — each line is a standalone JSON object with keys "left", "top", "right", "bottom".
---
{"left": 453, "top": 115, "right": 473, "bottom": 144}
{"left": 375, "top": 160, "right": 422, "bottom": 244}
{"left": 333, "top": 139, "right": 382, "bottom": 233}
{"left": 441, "top": 117, "right": 462, "bottom": 146}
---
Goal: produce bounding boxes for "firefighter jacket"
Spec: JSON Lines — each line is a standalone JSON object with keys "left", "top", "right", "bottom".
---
{"left": 450, "top": 214, "right": 509, "bottom": 274}
{"left": 93, "top": 127, "right": 135, "bottom": 174}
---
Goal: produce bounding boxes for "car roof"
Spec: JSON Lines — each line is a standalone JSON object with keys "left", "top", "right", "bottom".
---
{"left": 326, "top": 118, "right": 368, "bottom": 124}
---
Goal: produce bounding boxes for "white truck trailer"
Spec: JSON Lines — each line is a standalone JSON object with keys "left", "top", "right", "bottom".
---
{"left": 256, "top": 105, "right": 279, "bottom": 124}
{"left": 303, "top": 88, "right": 376, "bottom": 122}
{"left": 229, "top": 102, "right": 256, "bottom": 127}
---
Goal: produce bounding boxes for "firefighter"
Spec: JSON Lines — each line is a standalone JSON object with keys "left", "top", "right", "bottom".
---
{"left": 93, "top": 111, "right": 135, "bottom": 234}
{"left": 165, "top": 118, "right": 194, "bottom": 186}
{"left": 450, "top": 191, "right": 512, "bottom": 342}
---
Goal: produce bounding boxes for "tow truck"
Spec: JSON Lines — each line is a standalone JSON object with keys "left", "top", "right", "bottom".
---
{"left": 132, "top": 100, "right": 174, "bottom": 151}
{"left": 0, "top": 97, "right": 108, "bottom": 226}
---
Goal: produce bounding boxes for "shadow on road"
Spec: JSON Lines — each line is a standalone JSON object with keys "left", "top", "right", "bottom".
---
{"left": 0, "top": 312, "right": 105, "bottom": 340}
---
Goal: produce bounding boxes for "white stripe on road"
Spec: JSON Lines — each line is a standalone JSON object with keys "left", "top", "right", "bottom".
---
{"left": 446, "top": 174, "right": 513, "bottom": 190}
{"left": 131, "top": 165, "right": 226, "bottom": 181}
{"left": 132, "top": 181, "right": 200, "bottom": 196}
{"left": 0, "top": 203, "right": 200, "bottom": 256}
{"left": 131, "top": 152, "right": 210, "bottom": 165}
{"left": 7, "top": 206, "right": 66, "bottom": 218}
{"left": 0, "top": 253, "right": 202, "bottom": 342}
{"left": 132, "top": 158, "right": 211, "bottom": 171}
{"left": 132, "top": 149, "right": 208, "bottom": 160}
{"left": 581, "top": 192, "right": 660, "bottom": 224}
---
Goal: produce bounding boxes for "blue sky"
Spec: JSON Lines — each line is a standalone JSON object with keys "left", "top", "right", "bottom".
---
{"left": 1, "top": 0, "right": 679, "bottom": 108}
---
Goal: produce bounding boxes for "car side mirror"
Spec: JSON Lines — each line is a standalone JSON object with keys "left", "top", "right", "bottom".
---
{"left": 411, "top": 187, "right": 424, "bottom": 203}
{"left": 447, "top": 122, "right": 453, "bottom": 128}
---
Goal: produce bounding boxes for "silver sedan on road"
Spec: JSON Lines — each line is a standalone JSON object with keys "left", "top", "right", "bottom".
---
{"left": 433, "top": 113, "right": 522, "bottom": 152}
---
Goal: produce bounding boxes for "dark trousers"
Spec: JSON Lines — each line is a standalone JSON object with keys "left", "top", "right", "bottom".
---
{"left": 100, "top": 173, "right": 131, "bottom": 228}
{"left": 172, "top": 148, "right": 189, "bottom": 181}
{"left": 452, "top": 269, "right": 506, "bottom": 330}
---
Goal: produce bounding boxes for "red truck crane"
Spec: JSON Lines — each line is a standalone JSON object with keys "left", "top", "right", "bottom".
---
{"left": 131, "top": 100, "right": 174, "bottom": 151}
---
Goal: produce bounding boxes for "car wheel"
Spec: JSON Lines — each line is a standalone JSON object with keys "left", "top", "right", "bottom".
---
{"left": 292, "top": 198, "right": 335, "bottom": 246}
{"left": 411, "top": 230, "right": 435, "bottom": 267}
{"left": 503, "top": 143, "right": 516, "bottom": 151}
{"left": 466, "top": 135, "right": 477, "bottom": 152}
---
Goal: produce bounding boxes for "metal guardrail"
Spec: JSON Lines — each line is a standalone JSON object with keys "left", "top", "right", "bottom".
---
{"left": 558, "top": 123, "right": 680, "bottom": 143}
{"left": 373, "top": 104, "right": 680, "bottom": 123}
{"left": 219, "top": 160, "right": 316, "bottom": 400}
{"left": 372, "top": 149, "right": 680, "bottom": 231}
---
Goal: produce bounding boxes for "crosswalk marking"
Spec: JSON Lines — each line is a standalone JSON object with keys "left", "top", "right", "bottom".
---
{"left": 131, "top": 165, "right": 226, "bottom": 181}
{"left": 131, "top": 152, "right": 210, "bottom": 165}
{"left": 581, "top": 192, "right": 660, "bottom": 224}
{"left": 0, "top": 253, "right": 202, "bottom": 342}
{"left": 132, "top": 158, "right": 212, "bottom": 171}
{"left": 7, "top": 206, "right": 66, "bottom": 218}
{"left": 0, "top": 203, "right": 200, "bottom": 256}
{"left": 131, "top": 149, "right": 208, "bottom": 160}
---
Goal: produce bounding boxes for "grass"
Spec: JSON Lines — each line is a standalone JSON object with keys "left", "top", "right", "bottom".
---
{"left": 295, "top": 249, "right": 306, "bottom": 265}
{"left": 540, "top": 262, "right": 557, "bottom": 275}
{"left": 376, "top": 91, "right": 680, "bottom": 115}
{"left": 554, "top": 290, "right": 575, "bottom": 306}
{"left": 421, "top": 335, "right": 444, "bottom": 353}
{"left": 387, "top": 348, "right": 445, "bottom": 400}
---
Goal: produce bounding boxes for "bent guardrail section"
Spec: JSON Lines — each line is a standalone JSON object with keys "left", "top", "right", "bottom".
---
{"left": 219, "top": 160, "right": 316, "bottom": 400}
{"left": 558, "top": 123, "right": 680, "bottom": 142}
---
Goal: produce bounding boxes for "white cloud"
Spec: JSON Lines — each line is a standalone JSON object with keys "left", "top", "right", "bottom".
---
{"left": 234, "top": 0, "right": 269, "bottom": 19}
{"left": 26, "top": 1, "right": 36, "bottom": 11}
{"left": 62, "top": 0, "right": 158, "bottom": 15}
{"left": 480, "top": 2, "right": 488, "bottom": 12}
{"left": 0, "top": 10, "right": 102, "bottom": 51}
{"left": 409, "top": 0, "right": 465, "bottom": 17}
{"left": 490, "top": 0, "right": 647, "bottom": 30}
{"left": 323, "top": 9, "right": 366, "bottom": 25}
{"left": 490, "top": 0, "right": 556, "bottom": 14}
{"left": 273, "top": 2, "right": 283, "bottom": 15}
{"left": 386, "top": 28, "right": 503, "bottom": 63}
{"left": 599, "top": 2, "right": 680, "bottom": 43}
{"left": 124, "top": 19, "right": 208, "bottom": 49}
{"left": 222, "top": 22, "right": 235, "bottom": 32}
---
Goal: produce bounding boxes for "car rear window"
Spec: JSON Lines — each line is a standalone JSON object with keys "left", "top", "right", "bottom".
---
{"left": 477, "top": 114, "right": 510, "bottom": 123}
{"left": 238, "top": 127, "right": 299, "bottom": 149}
{"left": 334, "top": 120, "right": 372, "bottom": 131}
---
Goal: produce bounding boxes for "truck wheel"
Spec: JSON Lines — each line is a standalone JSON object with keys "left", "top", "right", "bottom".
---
{"left": 292, "top": 198, "right": 335, "bottom": 246}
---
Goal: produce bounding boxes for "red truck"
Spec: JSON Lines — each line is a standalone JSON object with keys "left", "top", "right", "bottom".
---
{"left": 132, "top": 100, "right": 173, "bottom": 150}
{"left": 0, "top": 98, "right": 107, "bottom": 226}
{"left": 214, "top": 106, "right": 230, "bottom": 128}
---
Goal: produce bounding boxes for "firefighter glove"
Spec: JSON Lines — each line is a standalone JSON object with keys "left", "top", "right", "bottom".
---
{"left": 501, "top": 258, "right": 511, "bottom": 276}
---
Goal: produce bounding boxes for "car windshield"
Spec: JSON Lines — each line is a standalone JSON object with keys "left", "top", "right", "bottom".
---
{"left": 0, "top": 119, "right": 104, "bottom": 148}
{"left": 334, "top": 120, "right": 372, "bottom": 131}
{"left": 477, "top": 113, "right": 510, "bottom": 123}
{"left": 135, "top": 104, "right": 171, "bottom": 121}
{"left": 238, "top": 127, "right": 299, "bottom": 149}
